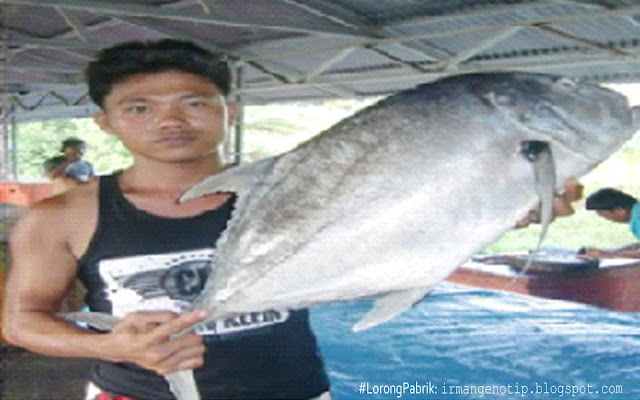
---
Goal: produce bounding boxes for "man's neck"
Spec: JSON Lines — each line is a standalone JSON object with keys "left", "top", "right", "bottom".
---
{"left": 115, "top": 155, "right": 231, "bottom": 216}
{"left": 121, "top": 155, "right": 224, "bottom": 193}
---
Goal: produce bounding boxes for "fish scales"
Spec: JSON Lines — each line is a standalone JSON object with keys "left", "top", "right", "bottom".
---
{"left": 186, "top": 73, "right": 635, "bottom": 323}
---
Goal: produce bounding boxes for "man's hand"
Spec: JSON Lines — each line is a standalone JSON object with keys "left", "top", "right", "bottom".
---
{"left": 577, "top": 247, "right": 606, "bottom": 259}
{"left": 105, "top": 310, "right": 208, "bottom": 375}
{"left": 578, "top": 243, "right": 640, "bottom": 259}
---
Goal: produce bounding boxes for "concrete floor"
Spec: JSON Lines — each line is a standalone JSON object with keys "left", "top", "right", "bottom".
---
{"left": 2, "top": 344, "right": 95, "bottom": 400}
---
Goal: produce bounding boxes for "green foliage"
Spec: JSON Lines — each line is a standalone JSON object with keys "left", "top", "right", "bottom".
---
{"left": 14, "top": 119, "right": 132, "bottom": 180}
{"left": 242, "top": 99, "right": 378, "bottom": 162}
{"left": 486, "top": 208, "right": 636, "bottom": 254}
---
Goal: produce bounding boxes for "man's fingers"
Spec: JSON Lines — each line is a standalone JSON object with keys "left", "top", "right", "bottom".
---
{"left": 156, "top": 340, "right": 207, "bottom": 374}
{"left": 117, "top": 311, "right": 182, "bottom": 333}
{"left": 143, "top": 333, "right": 204, "bottom": 367}
{"left": 150, "top": 310, "right": 209, "bottom": 340}
{"left": 116, "top": 310, "right": 208, "bottom": 336}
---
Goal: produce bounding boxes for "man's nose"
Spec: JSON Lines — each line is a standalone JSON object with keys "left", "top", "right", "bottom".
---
{"left": 156, "top": 102, "right": 188, "bottom": 127}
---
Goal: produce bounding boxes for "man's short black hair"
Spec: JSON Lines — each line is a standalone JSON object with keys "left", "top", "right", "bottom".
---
{"left": 86, "top": 39, "right": 231, "bottom": 108}
{"left": 585, "top": 188, "right": 637, "bottom": 211}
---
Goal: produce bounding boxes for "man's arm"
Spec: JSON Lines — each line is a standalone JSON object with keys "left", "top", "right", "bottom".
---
{"left": 2, "top": 201, "right": 208, "bottom": 375}
{"left": 579, "top": 243, "right": 640, "bottom": 259}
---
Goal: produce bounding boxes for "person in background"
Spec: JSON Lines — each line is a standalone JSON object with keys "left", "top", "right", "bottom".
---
{"left": 3, "top": 39, "right": 330, "bottom": 400}
{"left": 515, "top": 177, "right": 584, "bottom": 229}
{"left": 43, "top": 155, "right": 82, "bottom": 195}
{"left": 579, "top": 187, "right": 640, "bottom": 259}
{"left": 46, "top": 138, "right": 95, "bottom": 184}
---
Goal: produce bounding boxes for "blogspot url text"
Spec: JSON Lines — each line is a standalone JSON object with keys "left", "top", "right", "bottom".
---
{"left": 357, "top": 381, "right": 624, "bottom": 398}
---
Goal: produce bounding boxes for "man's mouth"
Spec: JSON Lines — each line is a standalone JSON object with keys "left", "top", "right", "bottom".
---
{"left": 155, "top": 134, "right": 197, "bottom": 146}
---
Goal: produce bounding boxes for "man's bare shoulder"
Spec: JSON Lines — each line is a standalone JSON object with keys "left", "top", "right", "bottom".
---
{"left": 33, "top": 179, "right": 97, "bottom": 214}
{"left": 10, "top": 180, "right": 99, "bottom": 246}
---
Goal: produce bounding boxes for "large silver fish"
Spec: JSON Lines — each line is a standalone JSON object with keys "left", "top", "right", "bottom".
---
{"left": 183, "top": 72, "right": 634, "bottom": 328}
{"left": 67, "top": 72, "right": 636, "bottom": 400}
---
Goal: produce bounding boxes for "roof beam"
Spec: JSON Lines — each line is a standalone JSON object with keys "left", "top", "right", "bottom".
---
{"left": 239, "top": 54, "right": 640, "bottom": 95}
{"left": 5, "top": 0, "right": 366, "bottom": 37}
{"left": 8, "top": 63, "right": 80, "bottom": 75}
{"left": 192, "top": 0, "right": 210, "bottom": 15}
{"left": 230, "top": 2, "right": 640, "bottom": 65}
{"left": 54, "top": 7, "right": 92, "bottom": 42}
{"left": 532, "top": 24, "right": 632, "bottom": 56}
{"left": 281, "top": 0, "right": 453, "bottom": 62}
{"left": 8, "top": 29, "right": 109, "bottom": 53}
{"left": 111, "top": 15, "right": 307, "bottom": 84}
{"left": 277, "top": 0, "right": 364, "bottom": 31}
{"left": 303, "top": 47, "right": 359, "bottom": 81}
{"left": 382, "top": 0, "right": 621, "bottom": 29}
{"left": 6, "top": 68, "right": 82, "bottom": 86}
{"left": 384, "top": 4, "right": 640, "bottom": 45}
{"left": 12, "top": 1, "right": 639, "bottom": 67}
{"left": 442, "top": 26, "right": 523, "bottom": 71}
{"left": 310, "top": 83, "right": 357, "bottom": 98}
{"left": 377, "top": 29, "right": 452, "bottom": 62}
{"left": 10, "top": 104, "right": 97, "bottom": 122}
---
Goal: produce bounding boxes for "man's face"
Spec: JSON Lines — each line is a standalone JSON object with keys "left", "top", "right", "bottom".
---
{"left": 596, "top": 208, "right": 630, "bottom": 223}
{"left": 93, "top": 70, "right": 234, "bottom": 164}
{"left": 64, "top": 144, "right": 86, "bottom": 159}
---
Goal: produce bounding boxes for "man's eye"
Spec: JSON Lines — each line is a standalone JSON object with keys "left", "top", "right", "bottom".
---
{"left": 185, "top": 100, "right": 210, "bottom": 108}
{"left": 124, "top": 105, "right": 149, "bottom": 114}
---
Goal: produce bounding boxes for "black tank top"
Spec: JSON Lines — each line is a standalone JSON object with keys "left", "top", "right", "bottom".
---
{"left": 77, "top": 174, "right": 329, "bottom": 399}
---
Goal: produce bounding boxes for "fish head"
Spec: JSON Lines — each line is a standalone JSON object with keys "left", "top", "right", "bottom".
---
{"left": 467, "top": 73, "right": 635, "bottom": 178}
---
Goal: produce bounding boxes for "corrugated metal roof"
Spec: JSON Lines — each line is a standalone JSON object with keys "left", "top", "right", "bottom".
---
{"left": 6, "top": 0, "right": 640, "bottom": 121}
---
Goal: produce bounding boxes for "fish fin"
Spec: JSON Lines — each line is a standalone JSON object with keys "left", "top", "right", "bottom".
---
{"left": 352, "top": 287, "right": 433, "bottom": 332}
{"left": 165, "top": 369, "right": 201, "bottom": 400}
{"left": 60, "top": 311, "right": 121, "bottom": 331}
{"left": 521, "top": 140, "right": 556, "bottom": 271}
{"left": 533, "top": 143, "right": 555, "bottom": 244}
{"left": 180, "top": 158, "right": 275, "bottom": 202}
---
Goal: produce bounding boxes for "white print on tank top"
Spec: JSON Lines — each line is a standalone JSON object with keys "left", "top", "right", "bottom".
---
{"left": 98, "top": 248, "right": 289, "bottom": 335}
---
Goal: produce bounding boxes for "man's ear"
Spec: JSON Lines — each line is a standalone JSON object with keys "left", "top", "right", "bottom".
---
{"left": 92, "top": 111, "right": 114, "bottom": 135}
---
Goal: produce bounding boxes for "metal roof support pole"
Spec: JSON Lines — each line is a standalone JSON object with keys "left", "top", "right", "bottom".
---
{"left": 0, "top": 105, "right": 8, "bottom": 183}
{"left": 230, "top": 65, "right": 244, "bottom": 166}
{"left": 0, "top": 9, "right": 12, "bottom": 183}
{"left": 10, "top": 114, "right": 17, "bottom": 180}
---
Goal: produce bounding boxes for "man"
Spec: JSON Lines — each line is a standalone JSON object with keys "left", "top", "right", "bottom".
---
{"left": 580, "top": 187, "right": 640, "bottom": 259}
{"left": 3, "top": 39, "right": 330, "bottom": 399}
{"left": 47, "top": 138, "right": 95, "bottom": 184}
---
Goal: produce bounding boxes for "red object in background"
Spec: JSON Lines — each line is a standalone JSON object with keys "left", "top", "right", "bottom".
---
{"left": 95, "top": 392, "right": 137, "bottom": 400}
{"left": 448, "top": 260, "right": 640, "bottom": 312}
{"left": 0, "top": 182, "right": 53, "bottom": 207}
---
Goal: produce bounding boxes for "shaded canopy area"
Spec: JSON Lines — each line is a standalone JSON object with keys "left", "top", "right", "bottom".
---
{"left": 6, "top": 0, "right": 640, "bottom": 122}
{"left": 4, "top": 0, "right": 640, "bottom": 178}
